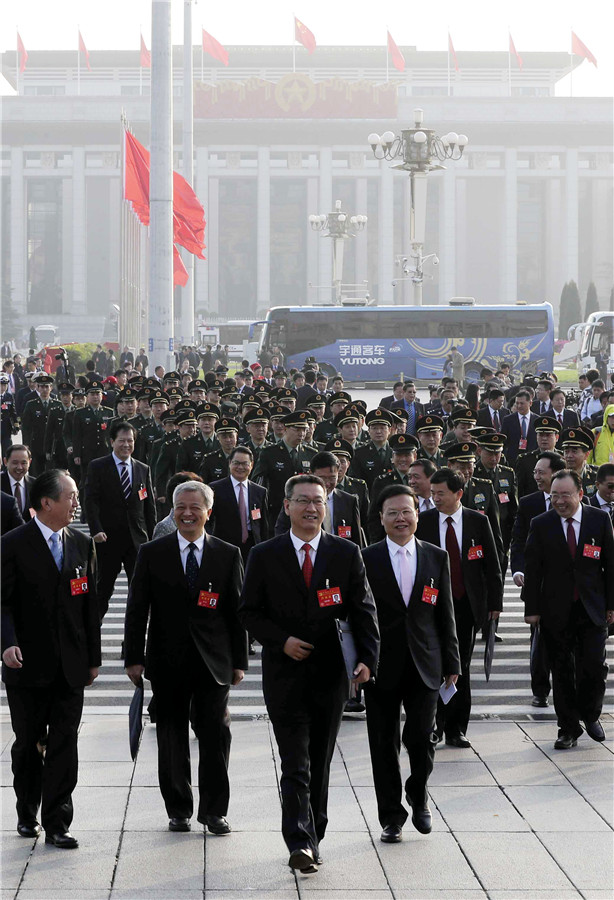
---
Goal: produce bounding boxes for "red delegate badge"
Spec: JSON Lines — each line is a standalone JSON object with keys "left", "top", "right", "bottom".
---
{"left": 198, "top": 590, "right": 219, "bottom": 609}
{"left": 518, "top": 438, "right": 527, "bottom": 450}
{"left": 317, "top": 586, "right": 343, "bottom": 608}
{"left": 337, "top": 525, "right": 351, "bottom": 539}
{"left": 498, "top": 492, "right": 510, "bottom": 504}
{"left": 421, "top": 585, "right": 438, "bottom": 605}
{"left": 70, "top": 577, "right": 88, "bottom": 596}
{"left": 251, "top": 507, "right": 261, "bottom": 521}
{"left": 138, "top": 487, "right": 148, "bottom": 500}
{"left": 468, "top": 545, "right": 484, "bottom": 560}
{"left": 583, "top": 544, "right": 601, "bottom": 559}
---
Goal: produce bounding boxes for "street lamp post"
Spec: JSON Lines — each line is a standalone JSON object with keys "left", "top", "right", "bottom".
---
{"left": 368, "top": 108, "right": 468, "bottom": 305}
{"left": 309, "top": 200, "right": 367, "bottom": 304}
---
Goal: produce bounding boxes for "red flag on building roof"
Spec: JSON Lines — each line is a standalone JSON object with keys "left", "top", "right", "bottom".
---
{"left": 509, "top": 32, "right": 523, "bottom": 69}
{"left": 571, "top": 31, "right": 597, "bottom": 67}
{"left": 202, "top": 28, "right": 229, "bottom": 66}
{"left": 17, "top": 32, "right": 28, "bottom": 73}
{"left": 448, "top": 32, "right": 459, "bottom": 72}
{"left": 79, "top": 31, "right": 91, "bottom": 71}
{"left": 295, "top": 16, "right": 316, "bottom": 54}
{"left": 387, "top": 31, "right": 405, "bottom": 73}
{"left": 140, "top": 34, "right": 151, "bottom": 69}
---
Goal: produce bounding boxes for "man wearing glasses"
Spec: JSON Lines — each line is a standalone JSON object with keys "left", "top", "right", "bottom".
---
{"left": 207, "top": 446, "right": 270, "bottom": 564}
{"left": 239, "top": 474, "right": 379, "bottom": 874}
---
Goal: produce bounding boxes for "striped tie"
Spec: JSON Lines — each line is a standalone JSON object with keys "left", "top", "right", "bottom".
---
{"left": 119, "top": 463, "right": 131, "bottom": 500}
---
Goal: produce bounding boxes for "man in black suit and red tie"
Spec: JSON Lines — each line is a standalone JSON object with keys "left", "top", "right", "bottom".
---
{"left": 547, "top": 388, "right": 580, "bottom": 430}
{"left": 524, "top": 468, "right": 614, "bottom": 749}
{"left": 500, "top": 389, "right": 539, "bottom": 465}
{"left": 124, "top": 480, "right": 247, "bottom": 834}
{"left": 1, "top": 444, "right": 35, "bottom": 522}
{"left": 2, "top": 470, "right": 101, "bottom": 848}
{"left": 416, "top": 468, "right": 503, "bottom": 748}
{"left": 362, "top": 484, "right": 460, "bottom": 844}
{"left": 85, "top": 420, "right": 156, "bottom": 618}
{"left": 207, "top": 445, "right": 269, "bottom": 563}
{"left": 475, "top": 389, "right": 510, "bottom": 431}
{"left": 239, "top": 474, "right": 379, "bottom": 874}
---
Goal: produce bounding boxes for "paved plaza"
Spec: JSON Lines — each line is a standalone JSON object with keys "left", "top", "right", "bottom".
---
{"left": 1, "top": 714, "right": 613, "bottom": 900}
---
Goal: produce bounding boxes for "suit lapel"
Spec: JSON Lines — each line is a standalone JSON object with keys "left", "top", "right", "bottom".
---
{"left": 280, "top": 531, "right": 309, "bottom": 596}
{"left": 310, "top": 530, "right": 333, "bottom": 591}
{"left": 377, "top": 540, "right": 406, "bottom": 609}
{"left": 408, "top": 539, "right": 427, "bottom": 607}
{"left": 26, "top": 519, "right": 60, "bottom": 581}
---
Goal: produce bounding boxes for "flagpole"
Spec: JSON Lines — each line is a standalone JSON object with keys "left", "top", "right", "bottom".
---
{"left": 140, "top": 24, "right": 143, "bottom": 95}
{"left": 569, "top": 28, "right": 573, "bottom": 97}
{"left": 508, "top": 28, "right": 511, "bottom": 97}
{"left": 292, "top": 15, "right": 296, "bottom": 73}
{"left": 447, "top": 29, "right": 450, "bottom": 97}
{"left": 386, "top": 29, "right": 389, "bottom": 83}
{"left": 77, "top": 26, "right": 80, "bottom": 96}
{"left": 16, "top": 28, "right": 19, "bottom": 96}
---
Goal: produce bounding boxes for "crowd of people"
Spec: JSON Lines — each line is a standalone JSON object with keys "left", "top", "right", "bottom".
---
{"left": 1, "top": 346, "right": 613, "bottom": 873}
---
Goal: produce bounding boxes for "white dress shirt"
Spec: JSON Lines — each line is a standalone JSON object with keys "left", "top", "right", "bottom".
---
{"left": 8, "top": 473, "right": 24, "bottom": 498}
{"left": 177, "top": 530, "right": 205, "bottom": 572}
{"left": 386, "top": 535, "right": 417, "bottom": 604}
{"left": 559, "top": 503, "right": 582, "bottom": 543}
{"left": 112, "top": 452, "right": 132, "bottom": 487}
{"left": 231, "top": 475, "right": 251, "bottom": 533}
{"left": 419, "top": 495, "right": 434, "bottom": 513}
{"left": 438, "top": 504, "right": 463, "bottom": 551}
{"left": 34, "top": 516, "right": 64, "bottom": 559}
{"left": 289, "top": 529, "right": 322, "bottom": 568}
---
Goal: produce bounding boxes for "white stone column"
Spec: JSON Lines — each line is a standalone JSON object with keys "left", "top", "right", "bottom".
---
{"left": 355, "top": 177, "right": 368, "bottom": 294}
{"left": 207, "top": 178, "right": 219, "bottom": 314}
{"left": 318, "top": 148, "right": 333, "bottom": 298}
{"left": 257, "top": 147, "right": 271, "bottom": 312}
{"left": 62, "top": 178, "right": 73, "bottom": 315}
{"left": 565, "top": 148, "right": 579, "bottom": 283}
{"left": 502, "top": 149, "right": 518, "bottom": 303}
{"left": 10, "top": 148, "right": 26, "bottom": 315}
{"left": 378, "top": 161, "right": 393, "bottom": 304}
{"left": 71, "top": 147, "right": 87, "bottom": 315}
{"left": 456, "top": 179, "right": 468, "bottom": 296}
{"left": 306, "top": 177, "right": 319, "bottom": 304}
{"left": 195, "top": 147, "right": 209, "bottom": 316}
{"left": 439, "top": 165, "right": 456, "bottom": 303}
{"left": 545, "top": 177, "right": 564, "bottom": 306}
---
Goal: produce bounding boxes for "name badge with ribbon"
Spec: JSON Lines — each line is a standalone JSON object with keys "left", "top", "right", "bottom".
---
{"left": 251, "top": 507, "right": 261, "bottom": 521}
{"left": 583, "top": 542, "right": 601, "bottom": 560}
{"left": 198, "top": 583, "right": 219, "bottom": 609}
{"left": 518, "top": 438, "right": 527, "bottom": 450}
{"left": 317, "top": 579, "right": 343, "bottom": 608}
{"left": 421, "top": 579, "right": 438, "bottom": 605}
{"left": 337, "top": 519, "right": 351, "bottom": 539}
{"left": 138, "top": 485, "right": 148, "bottom": 500}
{"left": 70, "top": 568, "right": 88, "bottom": 595}
{"left": 468, "top": 542, "right": 484, "bottom": 561}
{"left": 498, "top": 492, "right": 510, "bottom": 504}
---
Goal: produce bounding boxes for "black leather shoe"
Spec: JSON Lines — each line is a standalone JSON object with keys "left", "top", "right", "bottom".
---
{"left": 584, "top": 720, "right": 605, "bottom": 742}
{"left": 494, "top": 633, "right": 503, "bottom": 643}
{"left": 315, "top": 854, "right": 323, "bottom": 865}
{"left": 344, "top": 697, "right": 365, "bottom": 713}
{"left": 204, "top": 815, "right": 231, "bottom": 835}
{"left": 168, "top": 817, "right": 191, "bottom": 832}
{"left": 408, "top": 800, "right": 432, "bottom": 834}
{"left": 17, "top": 822, "right": 41, "bottom": 838}
{"left": 45, "top": 831, "right": 79, "bottom": 849}
{"left": 380, "top": 824, "right": 402, "bottom": 843}
{"left": 445, "top": 733, "right": 472, "bottom": 749}
{"left": 554, "top": 732, "right": 578, "bottom": 750}
{"left": 531, "top": 696, "right": 549, "bottom": 708}
{"left": 249, "top": 642, "right": 256, "bottom": 656}
{"left": 288, "top": 847, "right": 316, "bottom": 871}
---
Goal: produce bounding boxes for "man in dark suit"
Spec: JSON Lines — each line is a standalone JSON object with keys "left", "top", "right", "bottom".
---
{"left": 590, "top": 463, "right": 614, "bottom": 521}
{"left": 274, "top": 450, "right": 363, "bottom": 546}
{"left": 1, "top": 490, "right": 24, "bottom": 534}
{"left": 500, "top": 390, "right": 539, "bottom": 465}
{"left": 475, "top": 389, "right": 510, "bottom": 431}
{"left": 515, "top": 417, "right": 562, "bottom": 498}
{"left": 239, "top": 474, "right": 379, "bottom": 874}
{"left": 391, "top": 382, "right": 424, "bottom": 436}
{"left": 510, "top": 452, "right": 567, "bottom": 707}
{"left": 1, "top": 470, "right": 101, "bottom": 848}
{"left": 363, "top": 485, "right": 460, "bottom": 843}
{"left": 379, "top": 382, "right": 405, "bottom": 411}
{"left": 207, "top": 445, "right": 269, "bottom": 563}
{"left": 416, "top": 468, "right": 503, "bottom": 748}
{"left": 125, "top": 481, "right": 247, "bottom": 834}
{"left": 548, "top": 389, "right": 580, "bottom": 430}
{"left": 2, "top": 444, "right": 35, "bottom": 522}
{"left": 524, "top": 469, "right": 614, "bottom": 749}
{"left": 85, "top": 420, "right": 156, "bottom": 618}
{"left": 530, "top": 379, "right": 554, "bottom": 416}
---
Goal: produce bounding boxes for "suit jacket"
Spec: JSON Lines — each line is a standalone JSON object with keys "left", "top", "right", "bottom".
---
{"left": 207, "top": 477, "right": 270, "bottom": 547}
{"left": 1, "top": 520, "right": 101, "bottom": 687}
{"left": 85, "top": 455, "right": 156, "bottom": 546}
{"left": 390, "top": 400, "right": 425, "bottom": 434}
{"left": 295, "top": 384, "right": 318, "bottom": 409}
{"left": 362, "top": 539, "right": 460, "bottom": 691}
{"left": 379, "top": 394, "right": 403, "bottom": 410}
{"left": 239, "top": 531, "right": 380, "bottom": 717}
{"left": 531, "top": 400, "right": 552, "bottom": 416}
{"left": 0, "top": 491, "right": 24, "bottom": 534}
{"left": 476, "top": 406, "right": 510, "bottom": 429}
{"left": 415, "top": 507, "right": 503, "bottom": 627}
{"left": 274, "top": 487, "right": 363, "bottom": 546}
{"left": 544, "top": 408, "right": 580, "bottom": 429}
{"left": 501, "top": 411, "right": 539, "bottom": 465}
{"left": 524, "top": 505, "right": 614, "bottom": 627}
{"left": 509, "top": 491, "right": 548, "bottom": 575}
{"left": 124, "top": 531, "right": 247, "bottom": 685}
{"left": 0, "top": 472, "right": 35, "bottom": 522}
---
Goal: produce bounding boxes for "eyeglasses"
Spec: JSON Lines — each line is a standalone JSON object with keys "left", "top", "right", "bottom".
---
{"left": 289, "top": 497, "right": 325, "bottom": 507}
{"left": 230, "top": 461, "right": 251, "bottom": 467}
{"left": 383, "top": 509, "right": 416, "bottom": 519}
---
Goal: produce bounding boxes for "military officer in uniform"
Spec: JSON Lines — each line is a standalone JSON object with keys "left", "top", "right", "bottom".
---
{"left": 440, "top": 406, "right": 478, "bottom": 448}
{"left": 515, "top": 416, "right": 562, "bottom": 498}
{"left": 43, "top": 383, "right": 74, "bottom": 470}
{"left": 561, "top": 427, "right": 599, "bottom": 500}
{"left": 349, "top": 408, "right": 394, "bottom": 490}
{"left": 242, "top": 407, "right": 273, "bottom": 464}
{"left": 367, "top": 434, "right": 419, "bottom": 543}
{"left": 176, "top": 403, "right": 220, "bottom": 472}
{"left": 106, "top": 387, "right": 139, "bottom": 435}
{"left": 200, "top": 417, "right": 239, "bottom": 484}
{"left": 21, "top": 374, "right": 62, "bottom": 477}
{"left": 415, "top": 414, "right": 445, "bottom": 468}
{"left": 473, "top": 431, "right": 518, "bottom": 573}
{"left": 131, "top": 389, "right": 167, "bottom": 464}
{"left": 72, "top": 381, "right": 114, "bottom": 519}
{"left": 62, "top": 388, "right": 86, "bottom": 485}
{"left": 325, "top": 438, "right": 370, "bottom": 528}
{"left": 156, "top": 407, "right": 196, "bottom": 504}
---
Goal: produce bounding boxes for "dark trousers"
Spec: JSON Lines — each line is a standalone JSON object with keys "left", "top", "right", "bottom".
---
{"left": 365, "top": 655, "right": 438, "bottom": 828}
{"left": 6, "top": 673, "right": 84, "bottom": 833}
{"left": 437, "top": 596, "right": 476, "bottom": 739}
{"left": 530, "top": 624, "right": 551, "bottom": 698}
{"left": 30, "top": 452, "right": 46, "bottom": 478}
{"left": 96, "top": 540, "right": 138, "bottom": 619}
{"left": 151, "top": 651, "right": 231, "bottom": 822}
{"left": 269, "top": 674, "right": 347, "bottom": 855}
{"left": 541, "top": 603, "right": 608, "bottom": 736}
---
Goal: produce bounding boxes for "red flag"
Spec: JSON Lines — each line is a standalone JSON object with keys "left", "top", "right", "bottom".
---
{"left": 140, "top": 34, "right": 151, "bottom": 69}
{"left": 571, "top": 31, "right": 597, "bottom": 67}
{"left": 509, "top": 32, "right": 523, "bottom": 69}
{"left": 295, "top": 16, "right": 316, "bottom": 54}
{"left": 202, "top": 28, "right": 229, "bottom": 66}
{"left": 173, "top": 246, "right": 189, "bottom": 287}
{"left": 387, "top": 31, "right": 405, "bottom": 73}
{"left": 448, "top": 32, "right": 459, "bottom": 72}
{"left": 79, "top": 30, "right": 91, "bottom": 71}
{"left": 17, "top": 32, "right": 28, "bottom": 73}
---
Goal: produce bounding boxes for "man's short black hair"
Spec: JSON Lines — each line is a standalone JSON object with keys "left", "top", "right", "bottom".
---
{"left": 85, "top": 360, "right": 95, "bottom": 371}
{"left": 376, "top": 483, "right": 418, "bottom": 514}
{"left": 284, "top": 474, "right": 325, "bottom": 500}
{"left": 30, "top": 469, "right": 70, "bottom": 511}
{"left": 430, "top": 467, "right": 465, "bottom": 493}
{"left": 515, "top": 390, "right": 531, "bottom": 402}
{"left": 304, "top": 370, "right": 317, "bottom": 385}
{"left": 393, "top": 381, "right": 404, "bottom": 390}
{"left": 409, "top": 458, "right": 437, "bottom": 478}
{"left": 109, "top": 420, "right": 137, "bottom": 442}
{"left": 537, "top": 451, "right": 566, "bottom": 473}
{"left": 596, "top": 463, "right": 614, "bottom": 483}
{"left": 592, "top": 380, "right": 604, "bottom": 390}
{"left": 4, "top": 443, "right": 32, "bottom": 461}
{"left": 229, "top": 445, "right": 254, "bottom": 462}
{"left": 551, "top": 469, "right": 583, "bottom": 492}
{"left": 310, "top": 451, "right": 340, "bottom": 472}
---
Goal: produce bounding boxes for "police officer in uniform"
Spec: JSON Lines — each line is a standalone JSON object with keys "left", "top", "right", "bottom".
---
{"left": 366, "top": 434, "right": 419, "bottom": 543}
{"left": 176, "top": 402, "right": 220, "bottom": 472}
{"left": 350, "top": 408, "right": 394, "bottom": 490}
{"left": 415, "top": 414, "right": 445, "bottom": 468}
{"left": 242, "top": 407, "right": 273, "bottom": 464}
{"left": 473, "top": 431, "right": 518, "bottom": 572}
{"left": 560, "top": 427, "right": 599, "bottom": 500}
{"left": 515, "top": 416, "right": 562, "bottom": 498}
{"left": 325, "top": 438, "right": 370, "bottom": 529}
{"left": 21, "top": 374, "right": 62, "bottom": 477}
{"left": 43, "top": 383, "right": 74, "bottom": 470}
{"left": 200, "top": 417, "right": 239, "bottom": 483}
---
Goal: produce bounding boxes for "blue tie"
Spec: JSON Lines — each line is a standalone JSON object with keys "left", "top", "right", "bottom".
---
{"left": 407, "top": 403, "right": 415, "bottom": 435}
{"left": 49, "top": 532, "right": 63, "bottom": 571}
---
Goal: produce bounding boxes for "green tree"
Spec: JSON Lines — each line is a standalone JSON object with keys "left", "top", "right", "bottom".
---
{"left": 584, "top": 281, "right": 599, "bottom": 319}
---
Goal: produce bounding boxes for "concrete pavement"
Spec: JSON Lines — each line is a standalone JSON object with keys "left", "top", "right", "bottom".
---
{"left": 2, "top": 715, "right": 613, "bottom": 900}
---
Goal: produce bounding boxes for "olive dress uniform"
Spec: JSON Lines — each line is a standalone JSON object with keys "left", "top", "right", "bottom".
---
{"left": 313, "top": 419, "right": 339, "bottom": 444}
{"left": 350, "top": 441, "right": 393, "bottom": 490}
{"left": 175, "top": 433, "right": 220, "bottom": 472}
{"left": 473, "top": 460, "right": 518, "bottom": 563}
{"left": 129, "top": 415, "right": 164, "bottom": 465}
{"left": 21, "top": 396, "right": 63, "bottom": 477}
{"left": 252, "top": 440, "right": 318, "bottom": 528}
{"left": 43, "top": 403, "right": 73, "bottom": 469}
{"left": 416, "top": 447, "right": 444, "bottom": 468}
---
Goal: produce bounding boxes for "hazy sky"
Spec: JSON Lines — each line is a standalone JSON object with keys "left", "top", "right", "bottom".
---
{"left": 1, "top": 0, "right": 611, "bottom": 97}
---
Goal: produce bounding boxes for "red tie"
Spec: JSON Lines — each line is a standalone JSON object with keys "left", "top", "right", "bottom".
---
{"left": 558, "top": 414, "right": 563, "bottom": 425}
{"left": 493, "top": 411, "right": 500, "bottom": 430}
{"left": 445, "top": 516, "right": 465, "bottom": 600}
{"left": 14, "top": 482, "right": 23, "bottom": 512}
{"left": 302, "top": 543, "right": 313, "bottom": 589}
{"left": 566, "top": 517, "right": 579, "bottom": 602}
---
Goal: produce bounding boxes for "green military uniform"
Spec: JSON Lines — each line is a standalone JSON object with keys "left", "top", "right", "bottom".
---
{"left": 461, "top": 476, "right": 505, "bottom": 570}
{"left": 129, "top": 414, "right": 164, "bottom": 464}
{"left": 579, "top": 464, "right": 599, "bottom": 499}
{"left": 22, "top": 396, "right": 63, "bottom": 476}
{"left": 154, "top": 434, "right": 182, "bottom": 497}
{"left": 199, "top": 448, "right": 233, "bottom": 484}
{"left": 175, "top": 433, "right": 220, "bottom": 472}
{"left": 243, "top": 437, "right": 273, "bottom": 465}
{"left": 313, "top": 418, "right": 338, "bottom": 443}
{"left": 337, "top": 475, "right": 369, "bottom": 530}
{"left": 350, "top": 441, "right": 393, "bottom": 490}
{"left": 72, "top": 404, "right": 114, "bottom": 471}
{"left": 43, "top": 403, "right": 73, "bottom": 469}
{"left": 515, "top": 448, "right": 561, "bottom": 498}
{"left": 62, "top": 401, "right": 83, "bottom": 484}
{"left": 474, "top": 460, "right": 518, "bottom": 557}
{"left": 417, "top": 447, "right": 445, "bottom": 468}
{"left": 252, "top": 439, "right": 317, "bottom": 527}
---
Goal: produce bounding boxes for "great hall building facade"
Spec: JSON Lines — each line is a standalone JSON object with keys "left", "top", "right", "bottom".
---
{"left": 1, "top": 44, "right": 612, "bottom": 343}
